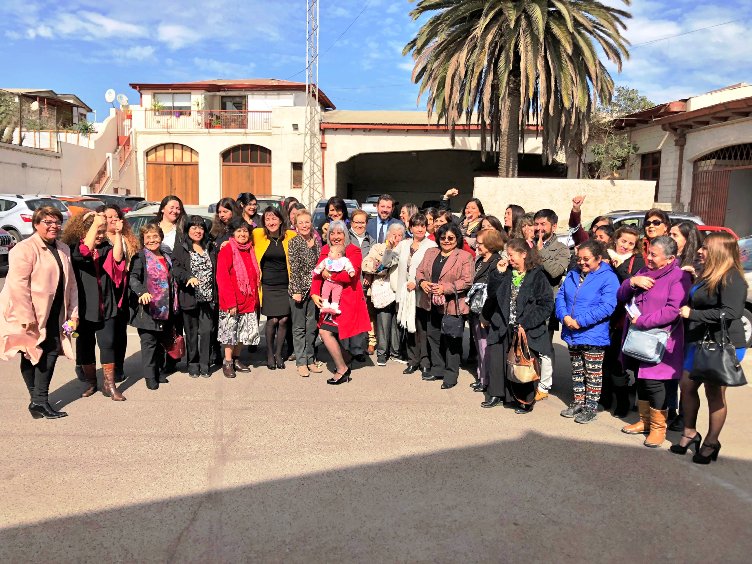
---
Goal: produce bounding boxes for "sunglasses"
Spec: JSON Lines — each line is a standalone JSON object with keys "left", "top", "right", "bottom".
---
{"left": 440, "top": 236, "right": 457, "bottom": 241}
{"left": 645, "top": 220, "right": 664, "bottom": 227}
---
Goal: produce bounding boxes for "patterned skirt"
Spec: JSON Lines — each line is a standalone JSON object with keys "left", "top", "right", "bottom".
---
{"left": 218, "top": 311, "right": 260, "bottom": 346}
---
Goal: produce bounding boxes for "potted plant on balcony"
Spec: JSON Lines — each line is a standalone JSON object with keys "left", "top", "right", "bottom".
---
{"left": 210, "top": 114, "right": 222, "bottom": 129}
{"left": 151, "top": 100, "right": 165, "bottom": 125}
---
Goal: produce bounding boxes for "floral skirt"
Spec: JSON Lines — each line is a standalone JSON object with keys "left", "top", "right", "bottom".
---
{"left": 218, "top": 311, "right": 260, "bottom": 346}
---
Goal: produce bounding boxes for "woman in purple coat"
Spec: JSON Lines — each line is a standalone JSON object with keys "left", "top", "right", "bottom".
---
{"left": 618, "top": 236, "right": 691, "bottom": 448}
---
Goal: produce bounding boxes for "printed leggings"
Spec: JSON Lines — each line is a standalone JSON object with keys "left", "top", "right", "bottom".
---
{"left": 569, "top": 345, "right": 606, "bottom": 411}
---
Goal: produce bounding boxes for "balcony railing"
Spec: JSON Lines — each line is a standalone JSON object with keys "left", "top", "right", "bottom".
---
{"left": 144, "top": 109, "right": 272, "bottom": 131}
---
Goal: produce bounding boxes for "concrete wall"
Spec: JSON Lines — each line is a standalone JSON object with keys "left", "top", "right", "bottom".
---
{"left": 473, "top": 178, "right": 657, "bottom": 228}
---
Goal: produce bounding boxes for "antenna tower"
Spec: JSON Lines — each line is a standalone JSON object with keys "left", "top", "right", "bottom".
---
{"left": 302, "top": 0, "right": 322, "bottom": 210}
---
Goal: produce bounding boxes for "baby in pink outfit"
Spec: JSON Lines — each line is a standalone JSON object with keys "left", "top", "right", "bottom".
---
{"left": 312, "top": 245, "right": 355, "bottom": 315}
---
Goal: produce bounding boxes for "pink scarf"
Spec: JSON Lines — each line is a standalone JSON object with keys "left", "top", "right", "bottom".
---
{"left": 229, "top": 237, "right": 258, "bottom": 296}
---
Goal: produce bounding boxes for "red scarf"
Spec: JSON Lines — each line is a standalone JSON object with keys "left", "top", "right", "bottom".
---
{"left": 229, "top": 237, "right": 258, "bottom": 296}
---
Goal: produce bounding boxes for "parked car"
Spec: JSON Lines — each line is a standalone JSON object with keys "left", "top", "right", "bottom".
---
{"left": 738, "top": 236, "right": 752, "bottom": 347}
{"left": 125, "top": 204, "right": 214, "bottom": 235}
{"left": 0, "top": 227, "right": 14, "bottom": 270}
{"left": 361, "top": 194, "right": 380, "bottom": 218}
{"left": 697, "top": 225, "right": 738, "bottom": 239}
{"left": 312, "top": 198, "right": 360, "bottom": 232}
{"left": 95, "top": 194, "right": 145, "bottom": 214}
{"left": 0, "top": 194, "right": 71, "bottom": 244}
{"left": 54, "top": 195, "right": 106, "bottom": 216}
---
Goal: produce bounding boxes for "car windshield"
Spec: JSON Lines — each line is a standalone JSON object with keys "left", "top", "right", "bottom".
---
{"left": 739, "top": 237, "right": 752, "bottom": 271}
{"left": 76, "top": 200, "right": 105, "bottom": 210}
{"left": 26, "top": 198, "right": 68, "bottom": 212}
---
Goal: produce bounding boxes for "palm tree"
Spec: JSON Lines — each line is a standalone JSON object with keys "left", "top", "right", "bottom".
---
{"left": 403, "top": 0, "right": 631, "bottom": 177}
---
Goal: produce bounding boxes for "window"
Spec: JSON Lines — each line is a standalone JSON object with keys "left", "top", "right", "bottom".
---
{"left": 291, "top": 162, "right": 303, "bottom": 190}
{"left": 152, "top": 93, "right": 191, "bottom": 115}
{"left": 640, "top": 151, "right": 661, "bottom": 200}
{"left": 222, "top": 145, "right": 271, "bottom": 165}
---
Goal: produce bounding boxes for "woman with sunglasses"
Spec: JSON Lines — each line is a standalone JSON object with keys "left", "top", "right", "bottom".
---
{"left": 640, "top": 208, "right": 670, "bottom": 258}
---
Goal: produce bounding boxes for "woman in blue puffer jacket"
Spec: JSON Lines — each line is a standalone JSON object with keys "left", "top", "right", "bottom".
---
{"left": 556, "top": 239, "right": 620, "bottom": 424}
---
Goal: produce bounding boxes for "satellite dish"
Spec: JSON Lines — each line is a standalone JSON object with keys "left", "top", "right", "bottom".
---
{"left": 30, "top": 101, "right": 40, "bottom": 111}
{"left": 116, "top": 93, "right": 129, "bottom": 106}
{"left": 104, "top": 89, "right": 116, "bottom": 104}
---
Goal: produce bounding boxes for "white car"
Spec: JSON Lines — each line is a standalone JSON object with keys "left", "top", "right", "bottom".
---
{"left": 0, "top": 194, "right": 71, "bottom": 244}
{"left": 0, "top": 228, "right": 13, "bottom": 270}
{"left": 361, "top": 194, "right": 380, "bottom": 219}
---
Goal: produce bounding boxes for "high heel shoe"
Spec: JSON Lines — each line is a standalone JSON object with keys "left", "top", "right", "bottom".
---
{"left": 670, "top": 432, "right": 702, "bottom": 455}
{"left": 28, "top": 402, "right": 68, "bottom": 419}
{"left": 267, "top": 358, "right": 277, "bottom": 371}
{"left": 327, "top": 368, "right": 351, "bottom": 385}
{"left": 275, "top": 356, "right": 285, "bottom": 370}
{"left": 692, "top": 442, "right": 721, "bottom": 464}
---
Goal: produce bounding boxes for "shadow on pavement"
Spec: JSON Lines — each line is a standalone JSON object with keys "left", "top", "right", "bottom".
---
{"left": 1, "top": 432, "right": 750, "bottom": 562}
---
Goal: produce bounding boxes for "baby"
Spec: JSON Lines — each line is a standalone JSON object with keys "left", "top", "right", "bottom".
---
{"left": 312, "top": 245, "right": 355, "bottom": 315}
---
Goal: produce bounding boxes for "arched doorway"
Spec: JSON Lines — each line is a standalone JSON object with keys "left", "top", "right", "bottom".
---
{"left": 692, "top": 143, "right": 752, "bottom": 235}
{"left": 221, "top": 144, "right": 271, "bottom": 197}
{"left": 145, "top": 143, "right": 199, "bottom": 204}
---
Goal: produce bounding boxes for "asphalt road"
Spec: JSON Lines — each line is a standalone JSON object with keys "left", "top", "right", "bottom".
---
{"left": 0, "top": 271, "right": 751, "bottom": 562}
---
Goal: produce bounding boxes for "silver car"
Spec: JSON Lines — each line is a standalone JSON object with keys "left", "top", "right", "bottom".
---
{"left": 739, "top": 236, "right": 752, "bottom": 347}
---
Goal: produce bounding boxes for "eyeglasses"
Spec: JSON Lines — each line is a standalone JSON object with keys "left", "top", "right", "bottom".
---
{"left": 440, "top": 235, "right": 457, "bottom": 241}
{"left": 40, "top": 220, "right": 62, "bottom": 227}
{"left": 645, "top": 220, "right": 663, "bottom": 227}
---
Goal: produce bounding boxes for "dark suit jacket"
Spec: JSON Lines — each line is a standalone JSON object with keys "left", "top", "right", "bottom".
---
{"left": 366, "top": 216, "right": 404, "bottom": 242}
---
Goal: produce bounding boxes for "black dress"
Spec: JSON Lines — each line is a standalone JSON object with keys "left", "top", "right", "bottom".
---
{"left": 261, "top": 238, "right": 291, "bottom": 317}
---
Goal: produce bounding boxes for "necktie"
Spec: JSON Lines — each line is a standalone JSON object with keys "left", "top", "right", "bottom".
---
{"left": 378, "top": 221, "right": 385, "bottom": 244}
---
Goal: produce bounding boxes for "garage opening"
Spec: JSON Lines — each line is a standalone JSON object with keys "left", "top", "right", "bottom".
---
{"left": 146, "top": 143, "right": 199, "bottom": 205}
{"left": 221, "top": 144, "right": 272, "bottom": 197}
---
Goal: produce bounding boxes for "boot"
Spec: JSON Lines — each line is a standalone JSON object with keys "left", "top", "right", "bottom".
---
{"left": 644, "top": 408, "right": 668, "bottom": 448}
{"left": 80, "top": 364, "right": 98, "bottom": 397}
{"left": 613, "top": 386, "right": 631, "bottom": 418}
{"left": 101, "top": 363, "right": 126, "bottom": 401}
{"left": 622, "top": 400, "right": 650, "bottom": 434}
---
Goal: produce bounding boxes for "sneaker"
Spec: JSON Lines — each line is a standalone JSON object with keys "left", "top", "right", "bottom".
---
{"left": 391, "top": 356, "right": 408, "bottom": 364}
{"left": 560, "top": 403, "right": 584, "bottom": 418}
{"left": 535, "top": 390, "right": 549, "bottom": 401}
{"left": 575, "top": 409, "right": 598, "bottom": 424}
{"left": 376, "top": 355, "right": 387, "bottom": 366}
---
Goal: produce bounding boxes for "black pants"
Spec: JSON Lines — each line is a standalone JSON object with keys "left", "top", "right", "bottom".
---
{"left": 21, "top": 330, "right": 61, "bottom": 403}
{"left": 406, "top": 308, "right": 429, "bottom": 370}
{"left": 138, "top": 328, "right": 169, "bottom": 383}
{"left": 637, "top": 378, "right": 678, "bottom": 410}
{"left": 113, "top": 307, "right": 129, "bottom": 370}
{"left": 183, "top": 303, "right": 213, "bottom": 372}
{"left": 76, "top": 317, "right": 117, "bottom": 365}
{"left": 425, "top": 307, "right": 462, "bottom": 385}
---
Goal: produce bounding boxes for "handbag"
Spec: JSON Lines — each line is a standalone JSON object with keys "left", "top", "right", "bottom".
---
{"left": 622, "top": 325, "right": 669, "bottom": 364}
{"left": 690, "top": 313, "right": 747, "bottom": 387}
{"left": 441, "top": 289, "right": 465, "bottom": 339}
{"left": 466, "top": 282, "right": 488, "bottom": 314}
{"left": 163, "top": 328, "right": 186, "bottom": 360}
{"left": 370, "top": 276, "right": 396, "bottom": 309}
{"left": 507, "top": 325, "right": 541, "bottom": 383}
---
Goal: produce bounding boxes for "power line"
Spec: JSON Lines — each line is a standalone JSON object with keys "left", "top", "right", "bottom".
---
{"left": 631, "top": 17, "right": 749, "bottom": 47}
{"left": 286, "top": 1, "right": 372, "bottom": 80}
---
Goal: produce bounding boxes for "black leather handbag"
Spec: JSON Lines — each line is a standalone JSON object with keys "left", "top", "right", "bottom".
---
{"left": 441, "top": 290, "right": 465, "bottom": 339}
{"left": 690, "top": 313, "right": 747, "bottom": 387}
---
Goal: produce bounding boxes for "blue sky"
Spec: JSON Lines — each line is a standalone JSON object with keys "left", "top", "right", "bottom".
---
{"left": 1, "top": 0, "right": 751, "bottom": 121}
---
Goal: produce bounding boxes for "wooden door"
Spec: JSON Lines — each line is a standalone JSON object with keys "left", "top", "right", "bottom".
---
{"left": 145, "top": 144, "right": 199, "bottom": 204}
{"left": 221, "top": 164, "right": 271, "bottom": 197}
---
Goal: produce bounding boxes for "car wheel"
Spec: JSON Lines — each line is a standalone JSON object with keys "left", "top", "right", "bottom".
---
{"left": 742, "top": 307, "right": 752, "bottom": 348}
{"left": 5, "top": 229, "right": 21, "bottom": 245}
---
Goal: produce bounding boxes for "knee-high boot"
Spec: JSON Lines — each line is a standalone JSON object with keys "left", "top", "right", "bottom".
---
{"left": 644, "top": 408, "right": 667, "bottom": 448}
{"left": 102, "top": 363, "right": 126, "bottom": 401}
{"left": 80, "top": 364, "right": 98, "bottom": 398}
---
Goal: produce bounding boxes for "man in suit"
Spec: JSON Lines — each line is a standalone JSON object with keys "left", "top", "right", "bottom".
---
{"left": 366, "top": 194, "right": 403, "bottom": 243}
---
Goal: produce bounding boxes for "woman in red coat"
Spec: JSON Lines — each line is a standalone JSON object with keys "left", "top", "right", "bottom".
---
{"left": 311, "top": 220, "right": 371, "bottom": 384}
{"left": 216, "top": 218, "right": 261, "bottom": 378}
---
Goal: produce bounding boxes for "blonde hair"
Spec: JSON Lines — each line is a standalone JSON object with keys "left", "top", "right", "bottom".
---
{"left": 699, "top": 232, "right": 746, "bottom": 296}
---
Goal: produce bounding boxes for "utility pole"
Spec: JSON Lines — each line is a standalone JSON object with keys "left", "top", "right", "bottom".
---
{"left": 302, "top": 0, "right": 322, "bottom": 211}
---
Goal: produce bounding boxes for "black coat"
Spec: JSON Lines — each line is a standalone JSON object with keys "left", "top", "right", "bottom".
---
{"left": 481, "top": 266, "right": 555, "bottom": 356}
{"left": 614, "top": 253, "right": 645, "bottom": 283}
{"left": 128, "top": 250, "right": 178, "bottom": 331}
{"left": 686, "top": 269, "right": 747, "bottom": 348}
{"left": 70, "top": 240, "right": 121, "bottom": 323}
{"left": 473, "top": 252, "right": 501, "bottom": 284}
{"left": 171, "top": 239, "right": 217, "bottom": 311}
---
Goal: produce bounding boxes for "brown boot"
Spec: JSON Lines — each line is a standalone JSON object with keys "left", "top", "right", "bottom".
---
{"left": 644, "top": 408, "right": 668, "bottom": 448}
{"left": 102, "top": 363, "right": 126, "bottom": 401}
{"left": 80, "top": 364, "right": 98, "bottom": 397}
{"left": 622, "top": 400, "right": 651, "bottom": 434}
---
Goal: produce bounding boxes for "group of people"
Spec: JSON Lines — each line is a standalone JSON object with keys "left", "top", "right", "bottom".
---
{"left": 0, "top": 190, "right": 747, "bottom": 465}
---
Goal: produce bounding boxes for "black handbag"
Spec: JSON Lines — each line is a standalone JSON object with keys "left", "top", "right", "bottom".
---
{"left": 441, "top": 289, "right": 465, "bottom": 339}
{"left": 690, "top": 312, "right": 747, "bottom": 387}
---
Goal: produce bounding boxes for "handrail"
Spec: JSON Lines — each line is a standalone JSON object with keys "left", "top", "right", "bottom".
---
{"left": 144, "top": 109, "right": 272, "bottom": 130}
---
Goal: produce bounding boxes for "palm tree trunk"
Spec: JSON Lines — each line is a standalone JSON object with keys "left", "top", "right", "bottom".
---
{"left": 497, "top": 73, "right": 521, "bottom": 178}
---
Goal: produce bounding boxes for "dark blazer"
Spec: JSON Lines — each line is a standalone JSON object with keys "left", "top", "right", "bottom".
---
{"left": 686, "top": 269, "right": 747, "bottom": 348}
{"left": 366, "top": 216, "right": 404, "bottom": 242}
{"left": 481, "top": 266, "right": 555, "bottom": 355}
{"left": 415, "top": 247, "right": 474, "bottom": 315}
{"left": 128, "top": 250, "right": 177, "bottom": 331}
{"left": 171, "top": 239, "right": 217, "bottom": 311}
{"left": 473, "top": 252, "right": 501, "bottom": 285}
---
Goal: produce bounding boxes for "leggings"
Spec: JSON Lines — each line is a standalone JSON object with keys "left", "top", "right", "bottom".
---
{"left": 637, "top": 378, "right": 678, "bottom": 410}
{"left": 76, "top": 317, "right": 117, "bottom": 365}
{"left": 569, "top": 345, "right": 605, "bottom": 411}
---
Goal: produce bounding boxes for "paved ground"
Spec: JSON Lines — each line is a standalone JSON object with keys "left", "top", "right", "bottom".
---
{"left": 1, "top": 271, "right": 751, "bottom": 562}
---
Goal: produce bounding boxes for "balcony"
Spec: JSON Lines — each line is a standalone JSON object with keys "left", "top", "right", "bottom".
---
{"left": 143, "top": 109, "right": 272, "bottom": 131}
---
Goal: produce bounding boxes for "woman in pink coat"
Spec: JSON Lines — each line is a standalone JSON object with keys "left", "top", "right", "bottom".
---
{"left": 0, "top": 206, "right": 79, "bottom": 419}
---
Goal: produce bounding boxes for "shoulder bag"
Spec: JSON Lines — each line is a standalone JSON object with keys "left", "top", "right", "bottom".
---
{"left": 507, "top": 325, "right": 541, "bottom": 383}
{"left": 690, "top": 312, "right": 747, "bottom": 387}
{"left": 622, "top": 325, "right": 670, "bottom": 364}
{"left": 441, "top": 289, "right": 465, "bottom": 339}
